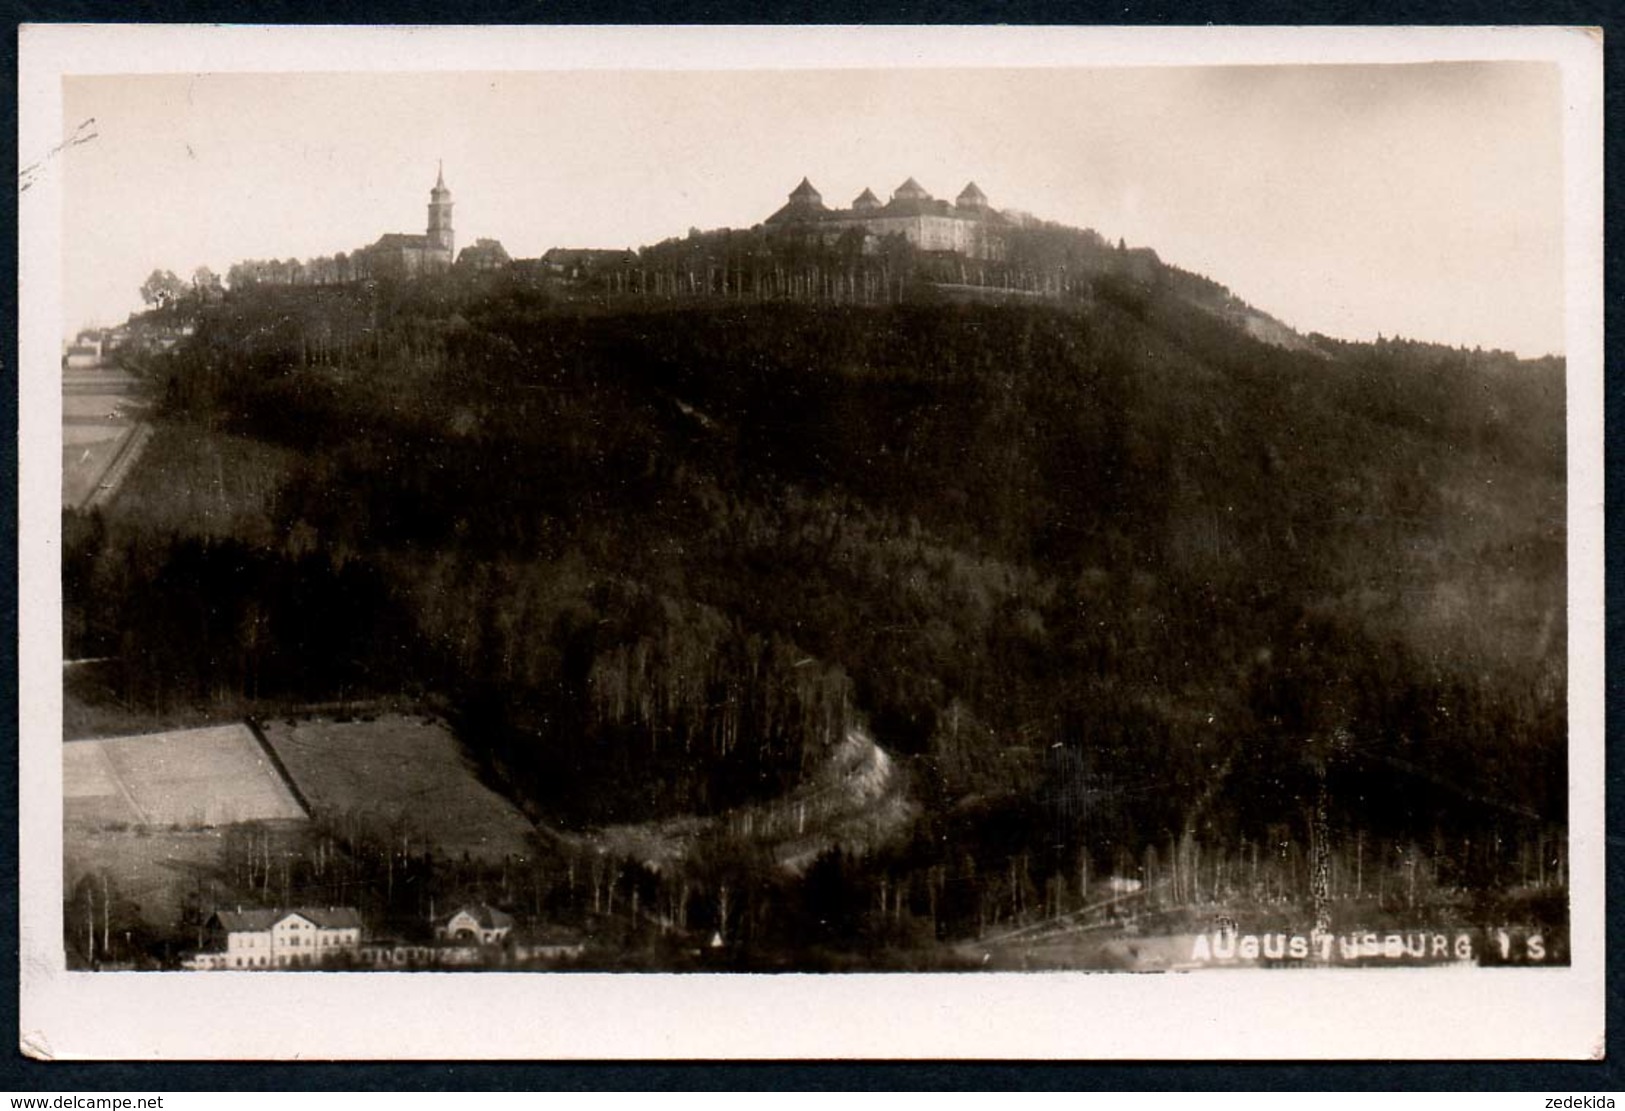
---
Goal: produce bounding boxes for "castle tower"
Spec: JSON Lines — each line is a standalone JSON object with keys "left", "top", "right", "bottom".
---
{"left": 892, "top": 177, "right": 931, "bottom": 203}
{"left": 427, "top": 162, "right": 454, "bottom": 257}
{"left": 786, "top": 177, "right": 825, "bottom": 211}
{"left": 956, "top": 181, "right": 989, "bottom": 211}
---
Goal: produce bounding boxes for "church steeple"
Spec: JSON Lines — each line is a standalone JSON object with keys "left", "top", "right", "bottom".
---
{"left": 427, "top": 162, "right": 454, "bottom": 256}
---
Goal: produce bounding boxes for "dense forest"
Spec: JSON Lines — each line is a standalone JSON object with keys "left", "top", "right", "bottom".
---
{"left": 63, "top": 254, "right": 1568, "bottom": 962}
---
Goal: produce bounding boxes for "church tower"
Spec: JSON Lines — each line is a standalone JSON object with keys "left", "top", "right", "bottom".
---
{"left": 427, "top": 162, "right": 454, "bottom": 258}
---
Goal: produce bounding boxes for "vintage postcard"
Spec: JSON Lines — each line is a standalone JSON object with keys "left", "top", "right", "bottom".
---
{"left": 16, "top": 25, "right": 1604, "bottom": 1059}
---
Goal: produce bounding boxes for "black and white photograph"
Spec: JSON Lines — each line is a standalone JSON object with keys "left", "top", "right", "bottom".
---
{"left": 17, "top": 25, "right": 1604, "bottom": 1059}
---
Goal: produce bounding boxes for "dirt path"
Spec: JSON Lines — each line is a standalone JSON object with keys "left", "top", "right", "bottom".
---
{"left": 82, "top": 422, "right": 153, "bottom": 510}
{"left": 555, "top": 727, "right": 916, "bottom": 874}
{"left": 62, "top": 365, "right": 149, "bottom": 510}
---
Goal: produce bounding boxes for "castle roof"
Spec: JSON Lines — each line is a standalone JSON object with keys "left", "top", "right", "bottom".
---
{"left": 892, "top": 177, "right": 931, "bottom": 202}
{"left": 788, "top": 177, "right": 823, "bottom": 204}
{"left": 879, "top": 195, "right": 948, "bottom": 218}
{"left": 763, "top": 177, "right": 832, "bottom": 224}
{"left": 765, "top": 175, "right": 1008, "bottom": 227}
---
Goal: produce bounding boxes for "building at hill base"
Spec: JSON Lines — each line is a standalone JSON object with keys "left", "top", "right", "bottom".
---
{"left": 183, "top": 907, "right": 363, "bottom": 970}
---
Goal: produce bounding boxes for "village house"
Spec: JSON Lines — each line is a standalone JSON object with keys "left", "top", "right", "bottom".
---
{"left": 183, "top": 906, "right": 363, "bottom": 970}
{"left": 434, "top": 903, "right": 515, "bottom": 945}
{"left": 184, "top": 900, "right": 585, "bottom": 971}
{"left": 62, "top": 328, "right": 112, "bottom": 369}
{"left": 62, "top": 341, "right": 101, "bottom": 370}
{"left": 539, "top": 247, "right": 637, "bottom": 282}
{"left": 356, "top": 921, "right": 586, "bottom": 970}
{"left": 355, "top": 903, "right": 512, "bottom": 971}
{"left": 456, "top": 237, "right": 512, "bottom": 271}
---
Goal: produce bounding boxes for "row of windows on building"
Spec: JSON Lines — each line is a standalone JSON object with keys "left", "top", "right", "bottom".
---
{"left": 232, "top": 930, "right": 357, "bottom": 948}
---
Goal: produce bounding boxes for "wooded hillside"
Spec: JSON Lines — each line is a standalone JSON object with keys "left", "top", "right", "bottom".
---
{"left": 64, "top": 264, "right": 1567, "bottom": 953}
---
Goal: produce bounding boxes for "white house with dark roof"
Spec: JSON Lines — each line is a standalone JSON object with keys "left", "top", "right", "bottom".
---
{"left": 184, "top": 906, "right": 363, "bottom": 970}
{"left": 62, "top": 339, "right": 102, "bottom": 369}
{"left": 434, "top": 903, "right": 515, "bottom": 946}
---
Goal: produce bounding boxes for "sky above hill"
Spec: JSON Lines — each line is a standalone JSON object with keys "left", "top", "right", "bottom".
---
{"left": 57, "top": 42, "right": 1568, "bottom": 356}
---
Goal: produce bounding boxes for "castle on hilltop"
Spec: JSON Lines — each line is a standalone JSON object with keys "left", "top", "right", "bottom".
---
{"left": 356, "top": 163, "right": 457, "bottom": 278}
{"left": 764, "top": 177, "right": 1010, "bottom": 261}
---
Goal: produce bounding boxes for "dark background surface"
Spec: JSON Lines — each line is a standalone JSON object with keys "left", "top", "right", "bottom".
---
{"left": 4, "top": 0, "right": 1620, "bottom": 1091}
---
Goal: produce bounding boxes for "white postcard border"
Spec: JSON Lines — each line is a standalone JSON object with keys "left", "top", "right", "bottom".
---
{"left": 17, "top": 23, "right": 1605, "bottom": 1061}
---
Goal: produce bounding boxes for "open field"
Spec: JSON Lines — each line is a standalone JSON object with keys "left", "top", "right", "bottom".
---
{"left": 64, "top": 423, "right": 127, "bottom": 447}
{"left": 62, "top": 367, "right": 140, "bottom": 391}
{"left": 63, "top": 721, "right": 312, "bottom": 934}
{"left": 101, "top": 423, "right": 293, "bottom": 539}
{"left": 64, "top": 724, "right": 308, "bottom": 827}
{"left": 63, "top": 397, "right": 134, "bottom": 422}
{"left": 63, "top": 430, "right": 134, "bottom": 509}
{"left": 259, "top": 715, "right": 536, "bottom": 861}
{"left": 62, "top": 367, "right": 147, "bottom": 509}
{"left": 64, "top": 822, "right": 311, "bottom": 934}
{"left": 64, "top": 825, "right": 227, "bottom": 933}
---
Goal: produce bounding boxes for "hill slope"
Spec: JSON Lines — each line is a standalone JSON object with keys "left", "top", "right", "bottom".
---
{"left": 64, "top": 268, "right": 1567, "bottom": 951}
